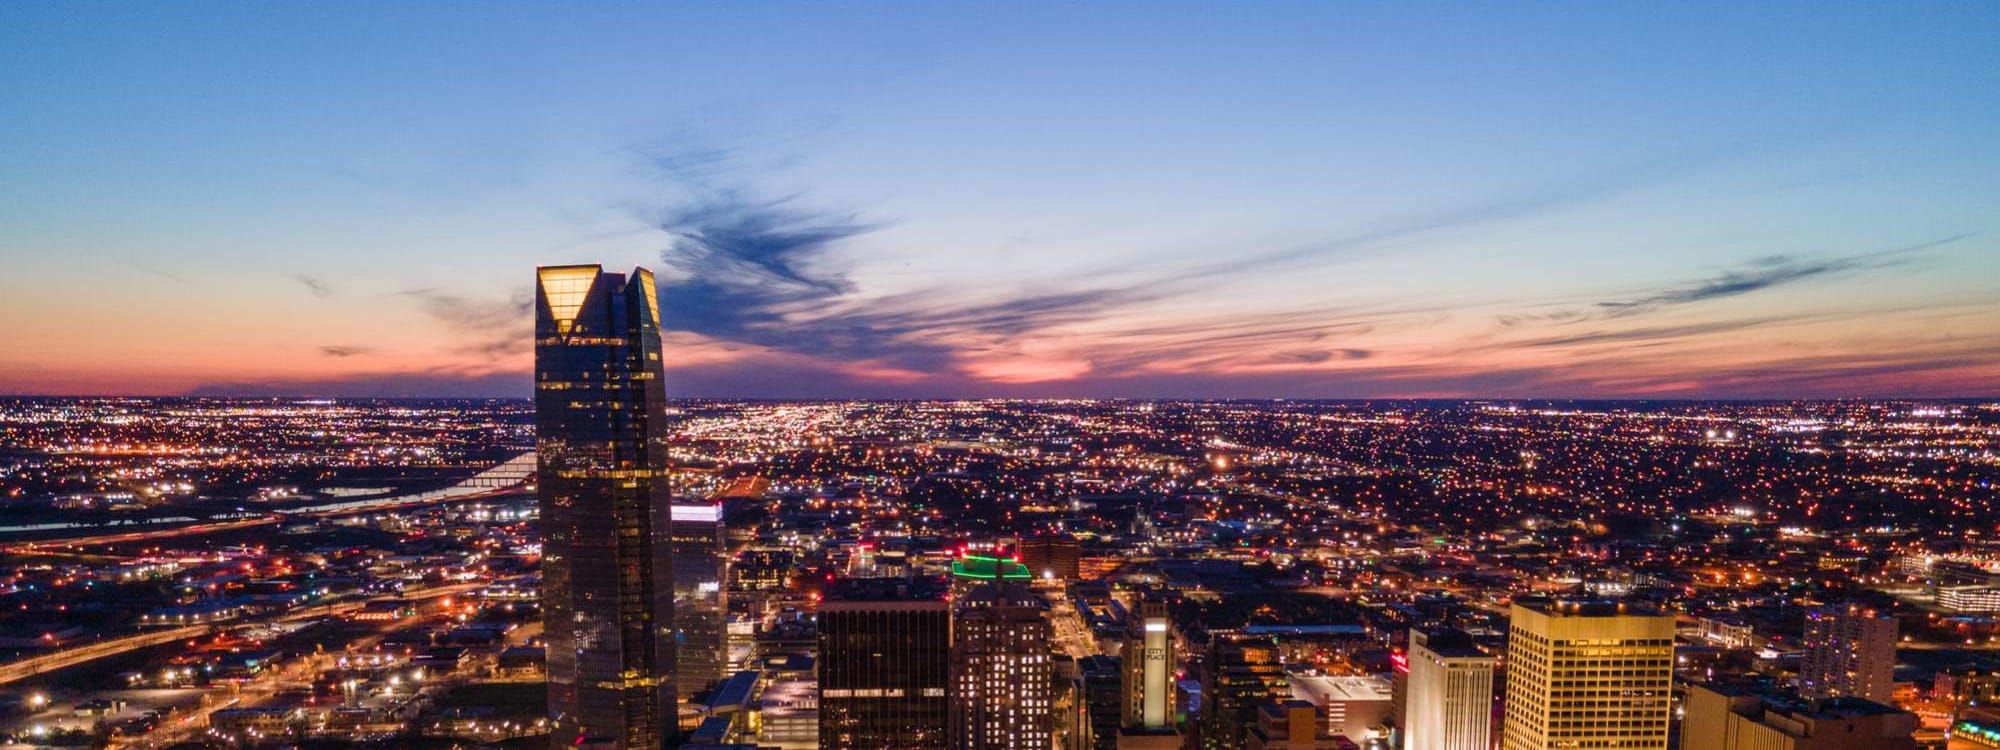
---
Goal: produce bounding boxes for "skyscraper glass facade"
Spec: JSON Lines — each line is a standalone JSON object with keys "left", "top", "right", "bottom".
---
{"left": 536, "top": 265, "right": 676, "bottom": 750}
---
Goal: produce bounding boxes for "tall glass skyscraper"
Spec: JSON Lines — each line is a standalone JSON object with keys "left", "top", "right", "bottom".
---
{"left": 536, "top": 265, "right": 677, "bottom": 750}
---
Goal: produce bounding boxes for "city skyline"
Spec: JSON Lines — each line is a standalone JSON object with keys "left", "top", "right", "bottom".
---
{"left": 4, "top": 4, "right": 1999, "bottom": 400}
{"left": 2, "top": 397, "right": 1996, "bottom": 748}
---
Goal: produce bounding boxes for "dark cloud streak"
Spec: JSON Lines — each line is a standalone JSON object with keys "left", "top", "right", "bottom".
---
{"left": 1593, "top": 234, "right": 1970, "bottom": 318}
{"left": 398, "top": 288, "right": 533, "bottom": 360}
{"left": 295, "top": 274, "right": 335, "bottom": 299}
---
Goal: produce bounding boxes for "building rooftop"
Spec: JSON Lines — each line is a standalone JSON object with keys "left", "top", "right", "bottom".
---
{"left": 1413, "top": 627, "right": 1487, "bottom": 659}
{"left": 1290, "top": 674, "right": 1393, "bottom": 705}
{"left": 757, "top": 679, "right": 818, "bottom": 719}
{"left": 1514, "top": 596, "right": 1663, "bottom": 618}
{"left": 950, "top": 554, "right": 1032, "bottom": 581}
{"left": 823, "top": 575, "right": 948, "bottom": 602}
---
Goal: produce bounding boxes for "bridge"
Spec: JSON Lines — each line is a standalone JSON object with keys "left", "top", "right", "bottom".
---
{"left": 278, "top": 450, "right": 536, "bottom": 516}
{"left": 460, "top": 451, "right": 537, "bottom": 489}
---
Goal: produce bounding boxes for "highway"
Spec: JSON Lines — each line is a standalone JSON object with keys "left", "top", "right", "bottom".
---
{"left": 3, "top": 485, "right": 528, "bottom": 553}
{"left": 115, "top": 581, "right": 494, "bottom": 749}
{"left": 0, "top": 582, "right": 485, "bottom": 688}
{"left": 0, "top": 625, "right": 214, "bottom": 685}
{"left": 2, "top": 516, "right": 283, "bottom": 552}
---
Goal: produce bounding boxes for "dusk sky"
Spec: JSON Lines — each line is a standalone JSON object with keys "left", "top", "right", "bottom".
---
{"left": 3, "top": 3, "right": 1997, "bottom": 399}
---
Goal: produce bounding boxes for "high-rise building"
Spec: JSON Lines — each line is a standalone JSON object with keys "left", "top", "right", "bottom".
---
{"left": 950, "top": 581, "right": 1055, "bottom": 749}
{"left": 1077, "top": 655, "right": 1123, "bottom": 750}
{"left": 818, "top": 577, "right": 952, "bottom": 750}
{"left": 1798, "top": 606, "right": 1896, "bottom": 704}
{"left": 670, "top": 502, "right": 728, "bottom": 695}
{"left": 1020, "top": 536, "right": 1083, "bottom": 581}
{"left": 535, "top": 264, "right": 677, "bottom": 750}
{"left": 1403, "top": 628, "right": 1494, "bottom": 750}
{"left": 1500, "top": 598, "right": 1674, "bottom": 750}
{"left": 1121, "top": 599, "right": 1175, "bottom": 730}
{"left": 1118, "top": 598, "right": 1183, "bottom": 749}
{"left": 1681, "top": 681, "right": 1916, "bottom": 750}
{"left": 1201, "top": 633, "right": 1290, "bottom": 750}
{"left": 1054, "top": 655, "right": 1091, "bottom": 750}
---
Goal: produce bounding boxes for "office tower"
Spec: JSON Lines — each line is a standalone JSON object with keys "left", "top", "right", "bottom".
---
{"left": 1500, "top": 598, "right": 1674, "bottom": 750}
{"left": 1020, "top": 536, "right": 1082, "bottom": 581}
{"left": 1403, "top": 628, "right": 1495, "bottom": 750}
{"left": 1118, "top": 598, "right": 1182, "bottom": 749}
{"left": 1121, "top": 599, "right": 1174, "bottom": 729}
{"left": 1681, "top": 681, "right": 1916, "bottom": 750}
{"left": 818, "top": 577, "right": 951, "bottom": 750}
{"left": 949, "top": 581, "right": 1055, "bottom": 750}
{"left": 1246, "top": 701, "right": 1341, "bottom": 750}
{"left": 1201, "top": 633, "right": 1290, "bottom": 750}
{"left": 1078, "top": 655, "right": 1123, "bottom": 750}
{"left": 670, "top": 502, "right": 728, "bottom": 695}
{"left": 535, "top": 264, "right": 676, "bottom": 750}
{"left": 1799, "top": 606, "right": 1897, "bottom": 704}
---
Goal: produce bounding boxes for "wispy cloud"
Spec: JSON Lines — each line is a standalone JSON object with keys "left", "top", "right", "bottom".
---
{"left": 398, "top": 288, "right": 533, "bottom": 360}
{"left": 656, "top": 192, "right": 873, "bottom": 338}
{"left": 1135, "top": 144, "right": 1757, "bottom": 288}
{"left": 295, "top": 274, "right": 336, "bottom": 299}
{"left": 1513, "top": 318, "right": 1799, "bottom": 348}
{"left": 127, "top": 260, "right": 190, "bottom": 285}
{"left": 319, "top": 345, "right": 372, "bottom": 357}
{"left": 1594, "top": 234, "right": 1970, "bottom": 318}
{"left": 645, "top": 149, "right": 1184, "bottom": 375}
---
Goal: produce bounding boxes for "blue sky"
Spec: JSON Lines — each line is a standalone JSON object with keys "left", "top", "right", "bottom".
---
{"left": 3, "top": 3, "right": 1997, "bottom": 397}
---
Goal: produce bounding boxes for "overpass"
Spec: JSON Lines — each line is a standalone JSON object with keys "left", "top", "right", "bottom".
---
{"left": 0, "top": 624, "right": 213, "bottom": 685}
{"left": 281, "top": 450, "right": 537, "bottom": 516}
{"left": 0, "top": 581, "right": 489, "bottom": 686}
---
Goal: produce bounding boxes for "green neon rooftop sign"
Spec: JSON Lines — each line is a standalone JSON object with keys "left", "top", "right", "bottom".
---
{"left": 952, "top": 554, "right": 1033, "bottom": 580}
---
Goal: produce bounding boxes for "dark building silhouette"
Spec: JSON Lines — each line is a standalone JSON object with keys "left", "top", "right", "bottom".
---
{"left": 536, "top": 264, "right": 676, "bottom": 750}
{"left": 1020, "top": 536, "right": 1082, "bottom": 581}
{"left": 818, "top": 577, "right": 951, "bottom": 750}
{"left": 1200, "top": 633, "right": 1289, "bottom": 750}
{"left": 1078, "top": 655, "right": 1123, "bottom": 750}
